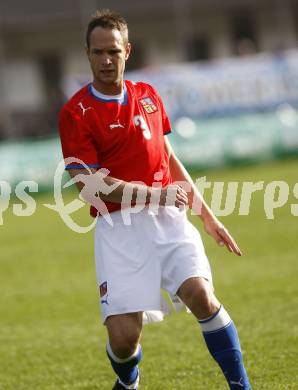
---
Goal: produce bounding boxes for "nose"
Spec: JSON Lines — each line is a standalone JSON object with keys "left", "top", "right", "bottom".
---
{"left": 101, "top": 54, "right": 112, "bottom": 66}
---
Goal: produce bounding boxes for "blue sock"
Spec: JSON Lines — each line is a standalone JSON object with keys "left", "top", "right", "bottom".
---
{"left": 106, "top": 342, "right": 142, "bottom": 388}
{"left": 199, "top": 306, "right": 251, "bottom": 389}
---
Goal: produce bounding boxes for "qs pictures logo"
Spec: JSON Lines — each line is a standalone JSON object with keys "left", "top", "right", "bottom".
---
{"left": 1, "top": 157, "right": 298, "bottom": 232}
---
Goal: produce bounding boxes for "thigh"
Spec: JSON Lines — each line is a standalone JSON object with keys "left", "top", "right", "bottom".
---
{"left": 158, "top": 207, "right": 213, "bottom": 296}
{"left": 94, "top": 213, "right": 163, "bottom": 323}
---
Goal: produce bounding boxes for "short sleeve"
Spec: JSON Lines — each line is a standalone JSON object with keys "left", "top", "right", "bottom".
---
{"left": 148, "top": 84, "right": 172, "bottom": 135}
{"left": 160, "top": 99, "right": 172, "bottom": 135}
{"left": 58, "top": 107, "right": 100, "bottom": 169}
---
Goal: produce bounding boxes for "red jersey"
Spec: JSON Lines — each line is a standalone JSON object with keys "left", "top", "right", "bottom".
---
{"left": 59, "top": 80, "right": 172, "bottom": 217}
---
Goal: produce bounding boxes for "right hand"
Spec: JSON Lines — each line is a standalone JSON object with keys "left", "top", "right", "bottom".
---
{"left": 157, "top": 185, "right": 189, "bottom": 208}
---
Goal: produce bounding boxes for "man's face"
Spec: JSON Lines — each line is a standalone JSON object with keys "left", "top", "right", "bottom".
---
{"left": 87, "top": 26, "right": 131, "bottom": 92}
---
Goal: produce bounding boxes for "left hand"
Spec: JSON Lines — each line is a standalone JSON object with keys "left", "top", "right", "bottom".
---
{"left": 203, "top": 216, "right": 242, "bottom": 256}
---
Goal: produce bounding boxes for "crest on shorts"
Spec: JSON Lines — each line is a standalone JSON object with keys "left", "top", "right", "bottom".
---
{"left": 99, "top": 281, "right": 107, "bottom": 297}
{"left": 139, "top": 97, "right": 158, "bottom": 113}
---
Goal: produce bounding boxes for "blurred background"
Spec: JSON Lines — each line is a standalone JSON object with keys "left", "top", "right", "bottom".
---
{"left": 1, "top": 0, "right": 298, "bottom": 185}
{"left": 1, "top": 2, "right": 298, "bottom": 389}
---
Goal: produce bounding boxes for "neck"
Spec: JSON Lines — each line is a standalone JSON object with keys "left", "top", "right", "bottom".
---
{"left": 92, "top": 80, "right": 124, "bottom": 95}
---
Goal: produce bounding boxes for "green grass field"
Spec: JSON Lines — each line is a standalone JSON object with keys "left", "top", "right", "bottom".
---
{"left": 1, "top": 158, "right": 297, "bottom": 389}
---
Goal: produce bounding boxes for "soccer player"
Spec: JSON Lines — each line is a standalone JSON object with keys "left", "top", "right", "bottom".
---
{"left": 58, "top": 9, "right": 252, "bottom": 390}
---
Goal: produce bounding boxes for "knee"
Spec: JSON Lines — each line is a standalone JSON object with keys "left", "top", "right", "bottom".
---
{"left": 179, "top": 279, "right": 220, "bottom": 319}
{"left": 106, "top": 313, "right": 142, "bottom": 359}
{"left": 195, "top": 286, "right": 218, "bottom": 318}
{"left": 191, "top": 284, "right": 212, "bottom": 306}
{"left": 109, "top": 328, "right": 141, "bottom": 359}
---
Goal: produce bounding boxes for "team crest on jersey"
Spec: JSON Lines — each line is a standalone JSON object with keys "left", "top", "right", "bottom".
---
{"left": 139, "top": 97, "right": 158, "bottom": 113}
{"left": 99, "top": 281, "right": 107, "bottom": 297}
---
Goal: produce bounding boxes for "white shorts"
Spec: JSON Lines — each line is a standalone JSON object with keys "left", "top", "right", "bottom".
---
{"left": 94, "top": 206, "right": 212, "bottom": 324}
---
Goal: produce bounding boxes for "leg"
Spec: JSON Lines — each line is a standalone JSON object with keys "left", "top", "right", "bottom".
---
{"left": 177, "top": 277, "right": 251, "bottom": 390}
{"left": 177, "top": 276, "right": 220, "bottom": 320}
{"left": 106, "top": 312, "right": 143, "bottom": 389}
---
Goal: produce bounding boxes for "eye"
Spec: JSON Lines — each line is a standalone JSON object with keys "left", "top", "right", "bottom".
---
{"left": 92, "top": 49, "right": 102, "bottom": 55}
{"left": 109, "top": 49, "right": 121, "bottom": 55}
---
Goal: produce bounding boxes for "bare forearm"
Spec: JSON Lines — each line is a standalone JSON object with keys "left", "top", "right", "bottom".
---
{"left": 67, "top": 168, "right": 188, "bottom": 208}
{"left": 68, "top": 168, "right": 150, "bottom": 204}
{"left": 164, "top": 138, "right": 242, "bottom": 255}
{"left": 96, "top": 176, "right": 150, "bottom": 204}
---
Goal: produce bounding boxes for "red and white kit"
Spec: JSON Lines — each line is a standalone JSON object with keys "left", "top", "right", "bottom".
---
{"left": 59, "top": 81, "right": 212, "bottom": 323}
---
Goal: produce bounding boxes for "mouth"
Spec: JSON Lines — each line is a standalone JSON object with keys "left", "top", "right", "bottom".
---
{"left": 100, "top": 70, "right": 115, "bottom": 76}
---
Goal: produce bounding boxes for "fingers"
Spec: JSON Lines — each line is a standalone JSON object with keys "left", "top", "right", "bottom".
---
{"left": 217, "top": 226, "right": 242, "bottom": 256}
{"left": 161, "top": 185, "right": 189, "bottom": 208}
{"left": 175, "top": 186, "right": 188, "bottom": 207}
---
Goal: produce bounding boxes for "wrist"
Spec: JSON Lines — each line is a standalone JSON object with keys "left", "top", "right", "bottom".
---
{"left": 130, "top": 184, "right": 152, "bottom": 205}
{"left": 146, "top": 186, "right": 152, "bottom": 204}
{"left": 199, "top": 204, "right": 215, "bottom": 222}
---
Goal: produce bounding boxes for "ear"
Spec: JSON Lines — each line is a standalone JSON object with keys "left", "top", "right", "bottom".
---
{"left": 125, "top": 43, "right": 131, "bottom": 61}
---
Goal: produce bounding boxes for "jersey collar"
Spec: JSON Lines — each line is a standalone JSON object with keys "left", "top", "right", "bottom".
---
{"left": 88, "top": 82, "right": 128, "bottom": 105}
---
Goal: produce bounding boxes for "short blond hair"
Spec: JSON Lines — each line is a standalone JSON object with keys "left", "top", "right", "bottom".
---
{"left": 86, "top": 9, "right": 129, "bottom": 48}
